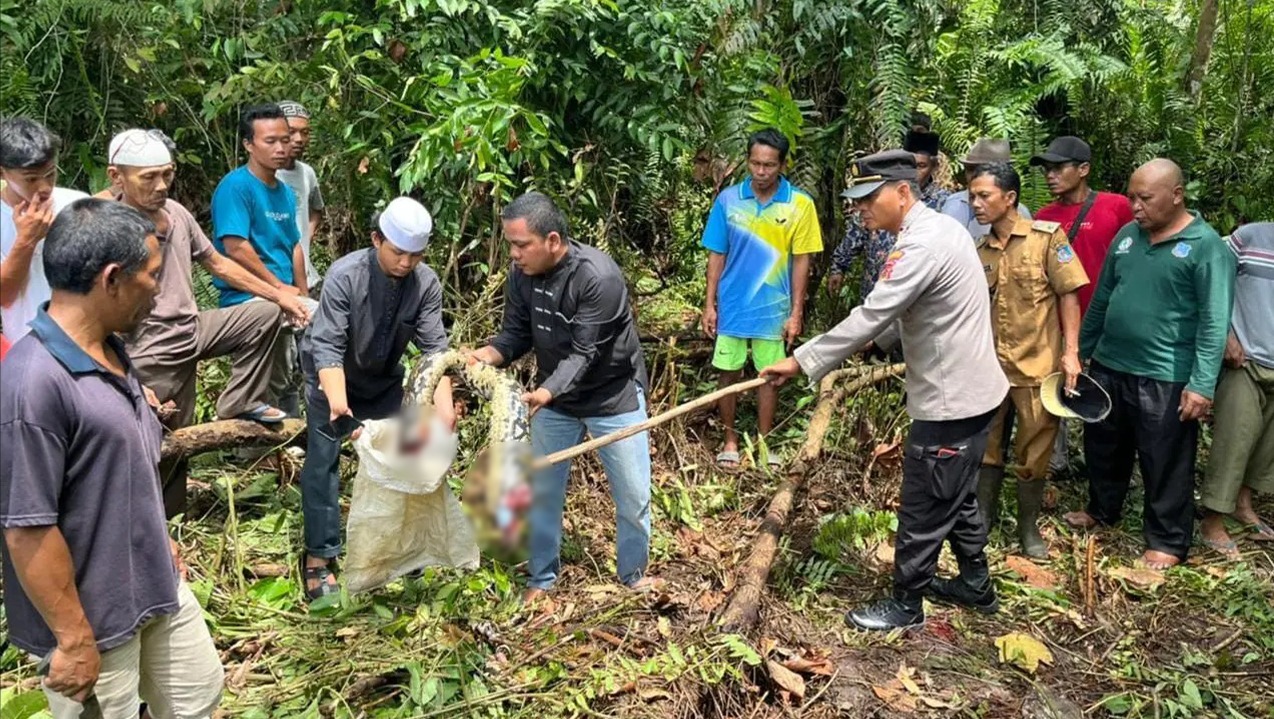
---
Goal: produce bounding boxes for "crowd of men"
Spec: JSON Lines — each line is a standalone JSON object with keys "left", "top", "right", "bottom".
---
{"left": 0, "top": 105, "right": 1271, "bottom": 713}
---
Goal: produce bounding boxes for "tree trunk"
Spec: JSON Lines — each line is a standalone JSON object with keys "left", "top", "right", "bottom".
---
{"left": 716, "top": 363, "right": 905, "bottom": 631}
{"left": 1184, "top": 0, "right": 1220, "bottom": 100}
{"left": 160, "top": 418, "right": 306, "bottom": 462}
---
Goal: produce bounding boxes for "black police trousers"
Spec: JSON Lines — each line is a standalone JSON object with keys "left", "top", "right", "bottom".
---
{"left": 893, "top": 411, "right": 995, "bottom": 601}
{"left": 1083, "top": 362, "right": 1198, "bottom": 560}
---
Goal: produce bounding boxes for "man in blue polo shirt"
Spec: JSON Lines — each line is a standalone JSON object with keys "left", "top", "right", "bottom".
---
{"left": 1, "top": 199, "right": 223, "bottom": 715}
{"left": 211, "top": 103, "right": 306, "bottom": 414}
{"left": 701, "top": 128, "right": 823, "bottom": 467}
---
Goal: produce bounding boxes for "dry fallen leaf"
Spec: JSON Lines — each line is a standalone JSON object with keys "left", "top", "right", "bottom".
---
{"left": 872, "top": 681, "right": 918, "bottom": 713}
{"left": 760, "top": 637, "right": 780, "bottom": 657}
{"left": 656, "top": 616, "right": 672, "bottom": 638}
{"left": 781, "top": 655, "right": 835, "bottom": 677}
{"left": 695, "top": 590, "right": 725, "bottom": 613}
{"left": 637, "top": 685, "right": 673, "bottom": 702}
{"left": 896, "top": 662, "right": 921, "bottom": 695}
{"left": 1108, "top": 566, "right": 1166, "bottom": 591}
{"left": 1005, "top": 555, "right": 1062, "bottom": 589}
{"left": 995, "top": 632, "right": 1055, "bottom": 674}
{"left": 766, "top": 659, "right": 806, "bottom": 699}
{"left": 874, "top": 540, "right": 896, "bottom": 567}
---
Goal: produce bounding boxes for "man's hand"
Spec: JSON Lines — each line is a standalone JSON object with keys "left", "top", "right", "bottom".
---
{"left": 759, "top": 357, "right": 803, "bottom": 387}
{"left": 466, "top": 346, "right": 504, "bottom": 367}
{"left": 13, "top": 196, "right": 54, "bottom": 250}
{"left": 1179, "top": 390, "right": 1212, "bottom": 422}
{"left": 783, "top": 314, "right": 803, "bottom": 345}
{"left": 278, "top": 293, "right": 311, "bottom": 328}
{"left": 44, "top": 640, "right": 100, "bottom": 702}
{"left": 329, "top": 403, "right": 361, "bottom": 440}
{"left": 700, "top": 305, "right": 718, "bottom": 339}
{"left": 169, "top": 537, "right": 188, "bottom": 580}
{"left": 1061, "top": 352, "right": 1082, "bottom": 393}
{"left": 276, "top": 284, "right": 302, "bottom": 297}
{"left": 1224, "top": 331, "right": 1246, "bottom": 369}
{"left": 827, "top": 272, "right": 844, "bottom": 296}
{"left": 521, "top": 387, "right": 553, "bottom": 416}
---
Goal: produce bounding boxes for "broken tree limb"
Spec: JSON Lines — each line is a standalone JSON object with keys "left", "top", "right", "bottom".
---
{"left": 160, "top": 418, "right": 306, "bottom": 462}
{"left": 716, "top": 363, "right": 905, "bottom": 632}
{"left": 533, "top": 377, "right": 770, "bottom": 470}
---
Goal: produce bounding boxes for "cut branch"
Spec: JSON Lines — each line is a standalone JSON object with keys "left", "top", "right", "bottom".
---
{"left": 160, "top": 418, "right": 306, "bottom": 462}
{"left": 717, "top": 363, "right": 905, "bottom": 632}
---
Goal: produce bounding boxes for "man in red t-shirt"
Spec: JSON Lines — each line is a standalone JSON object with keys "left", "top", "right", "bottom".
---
{"left": 1030, "top": 136, "right": 1134, "bottom": 315}
{"left": 1030, "top": 136, "right": 1134, "bottom": 479}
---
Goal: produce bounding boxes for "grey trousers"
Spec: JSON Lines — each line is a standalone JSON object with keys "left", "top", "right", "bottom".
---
{"left": 131, "top": 301, "right": 285, "bottom": 430}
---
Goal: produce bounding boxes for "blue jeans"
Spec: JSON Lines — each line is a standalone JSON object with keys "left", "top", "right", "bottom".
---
{"left": 299, "top": 386, "right": 400, "bottom": 559}
{"left": 528, "top": 388, "right": 651, "bottom": 589}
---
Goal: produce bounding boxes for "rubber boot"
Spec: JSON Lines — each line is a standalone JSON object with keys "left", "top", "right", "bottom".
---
{"left": 976, "top": 466, "right": 1005, "bottom": 530}
{"left": 929, "top": 553, "right": 998, "bottom": 613}
{"left": 1017, "top": 478, "right": 1049, "bottom": 560}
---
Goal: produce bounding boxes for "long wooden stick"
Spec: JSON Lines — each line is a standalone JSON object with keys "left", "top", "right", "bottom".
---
{"left": 717, "top": 363, "right": 905, "bottom": 631}
{"left": 531, "top": 376, "right": 770, "bottom": 470}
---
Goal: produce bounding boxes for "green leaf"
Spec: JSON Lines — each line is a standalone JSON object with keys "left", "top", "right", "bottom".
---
{"left": 0, "top": 688, "right": 48, "bottom": 719}
{"left": 1179, "top": 679, "right": 1203, "bottom": 710}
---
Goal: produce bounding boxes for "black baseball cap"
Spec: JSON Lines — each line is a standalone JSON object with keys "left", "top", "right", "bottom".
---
{"left": 1030, "top": 136, "right": 1092, "bottom": 166}
{"left": 841, "top": 149, "right": 918, "bottom": 200}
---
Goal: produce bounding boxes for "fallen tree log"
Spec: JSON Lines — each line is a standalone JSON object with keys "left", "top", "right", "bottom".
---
{"left": 160, "top": 418, "right": 306, "bottom": 462}
{"left": 716, "top": 363, "right": 905, "bottom": 632}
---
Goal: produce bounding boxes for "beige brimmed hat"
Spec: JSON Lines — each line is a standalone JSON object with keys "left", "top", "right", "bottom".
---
{"left": 1041, "top": 372, "right": 1112, "bottom": 423}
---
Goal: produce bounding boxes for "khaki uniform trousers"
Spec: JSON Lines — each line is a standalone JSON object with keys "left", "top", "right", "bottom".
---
{"left": 982, "top": 386, "right": 1059, "bottom": 480}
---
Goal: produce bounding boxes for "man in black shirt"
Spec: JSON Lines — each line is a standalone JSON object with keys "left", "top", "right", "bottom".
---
{"left": 470, "top": 192, "right": 655, "bottom": 602}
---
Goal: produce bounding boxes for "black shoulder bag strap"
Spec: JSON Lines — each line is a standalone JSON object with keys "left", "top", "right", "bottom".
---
{"left": 1066, "top": 191, "right": 1099, "bottom": 243}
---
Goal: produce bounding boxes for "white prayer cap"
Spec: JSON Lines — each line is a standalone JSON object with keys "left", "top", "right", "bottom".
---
{"left": 377, "top": 197, "right": 432, "bottom": 253}
{"left": 108, "top": 129, "right": 173, "bottom": 167}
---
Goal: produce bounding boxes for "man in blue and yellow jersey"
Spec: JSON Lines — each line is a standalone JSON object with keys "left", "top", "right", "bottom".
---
{"left": 701, "top": 128, "right": 823, "bottom": 468}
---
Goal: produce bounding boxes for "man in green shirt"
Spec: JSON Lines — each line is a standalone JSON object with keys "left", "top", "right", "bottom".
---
{"left": 1063, "top": 159, "right": 1234, "bottom": 569}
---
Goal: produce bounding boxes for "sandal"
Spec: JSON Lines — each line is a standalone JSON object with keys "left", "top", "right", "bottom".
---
{"left": 1244, "top": 519, "right": 1274, "bottom": 542}
{"left": 766, "top": 455, "right": 783, "bottom": 469}
{"left": 716, "top": 450, "right": 740, "bottom": 468}
{"left": 1199, "top": 535, "right": 1240, "bottom": 559}
{"left": 237, "top": 404, "right": 288, "bottom": 425}
{"left": 302, "top": 559, "right": 339, "bottom": 601}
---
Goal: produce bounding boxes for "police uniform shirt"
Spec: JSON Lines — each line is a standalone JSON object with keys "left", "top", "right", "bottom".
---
{"left": 978, "top": 218, "right": 1090, "bottom": 387}
{"left": 795, "top": 203, "right": 1009, "bottom": 421}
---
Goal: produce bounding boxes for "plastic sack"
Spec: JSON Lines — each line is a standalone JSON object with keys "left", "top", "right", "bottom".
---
{"left": 343, "top": 416, "right": 479, "bottom": 594}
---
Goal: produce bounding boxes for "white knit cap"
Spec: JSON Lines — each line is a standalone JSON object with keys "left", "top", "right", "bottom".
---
{"left": 108, "top": 129, "right": 173, "bottom": 167}
{"left": 378, "top": 197, "right": 432, "bottom": 253}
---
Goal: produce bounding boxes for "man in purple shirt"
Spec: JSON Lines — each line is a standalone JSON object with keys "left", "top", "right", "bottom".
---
{"left": 1, "top": 199, "right": 223, "bottom": 715}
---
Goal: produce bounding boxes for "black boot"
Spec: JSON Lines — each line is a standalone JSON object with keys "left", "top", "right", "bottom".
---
{"left": 976, "top": 466, "right": 1004, "bottom": 530}
{"left": 846, "top": 590, "right": 924, "bottom": 631}
{"left": 929, "top": 553, "right": 999, "bottom": 614}
{"left": 1017, "top": 479, "right": 1049, "bottom": 559}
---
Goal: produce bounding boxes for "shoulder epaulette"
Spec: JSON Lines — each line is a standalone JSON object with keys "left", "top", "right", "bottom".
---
{"left": 1032, "top": 220, "right": 1062, "bottom": 234}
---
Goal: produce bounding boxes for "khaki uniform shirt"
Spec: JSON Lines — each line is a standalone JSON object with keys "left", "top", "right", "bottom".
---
{"left": 977, "top": 217, "right": 1089, "bottom": 387}
{"left": 795, "top": 203, "right": 1008, "bottom": 422}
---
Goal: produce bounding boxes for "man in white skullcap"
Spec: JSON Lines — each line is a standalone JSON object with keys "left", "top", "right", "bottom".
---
{"left": 104, "top": 128, "right": 312, "bottom": 515}
{"left": 297, "top": 196, "right": 454, "bottom": 599}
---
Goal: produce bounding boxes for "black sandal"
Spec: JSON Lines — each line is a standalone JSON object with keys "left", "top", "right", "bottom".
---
{"left": 302, "top": 558, "right": 339, "bottom": 600}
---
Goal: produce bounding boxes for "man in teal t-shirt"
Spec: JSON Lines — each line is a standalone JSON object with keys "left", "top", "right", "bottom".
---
{"left": 701, "top": 128, "right": 823, "bottom": 467}
{"left": 211, "top": 103, "right": 306, "bottom": 413}
{"left": 210, "top": 103, "right": 304, "bottom": 307}
{"left": 1064, "top": 159, "right": 1234, "bottom": 569}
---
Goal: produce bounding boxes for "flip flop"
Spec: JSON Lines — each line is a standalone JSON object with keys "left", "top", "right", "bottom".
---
{"left": 716, "top": 450, "right": 740, "bottom": 467}
{"left": 1244, "top": 519, "right": 1274, "bottom": 542}
{"left": 766, "top": 455, "right": 783, "bottom": 469}
{"left": 237, "top": 404, "right": 288, "bottom": 425}
{"left": 1199, "top": 535, "right": 1240, "bottom": 559}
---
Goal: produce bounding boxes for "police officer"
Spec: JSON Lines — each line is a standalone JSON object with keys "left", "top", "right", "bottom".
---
{"left": 966, "top": 162, "right": 1089, "bottom": 560}
{"left": 763, "top": 150, "right": 1009, "bottom": 630}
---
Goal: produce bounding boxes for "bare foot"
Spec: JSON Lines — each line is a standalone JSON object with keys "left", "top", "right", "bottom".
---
{"left": 1139, "top": 550, "right": 1181, "bottom": 570}
{"left": 522, "top": 587, "right": 550, "bottom": 606}
{"left": 1063, "top": 510, "right": 1099, "bottom": 529}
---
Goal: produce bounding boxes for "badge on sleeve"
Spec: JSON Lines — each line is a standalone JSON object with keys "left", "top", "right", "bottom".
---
{"left": 1172, "top": 242, "right": 1191, "bottom": 258}
{"left": 1056, "top": 245, "right": 1075, "bottom": 264}
{"left": 880, "top": 249, "right": 904, "bottom": 280}
{"left": 1115, "top": 237, "right": 1133, "bottom": 254}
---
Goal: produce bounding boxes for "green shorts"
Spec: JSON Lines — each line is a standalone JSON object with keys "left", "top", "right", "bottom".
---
{"left": 712, "top": 335, "right": 786, "bottom": 372}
